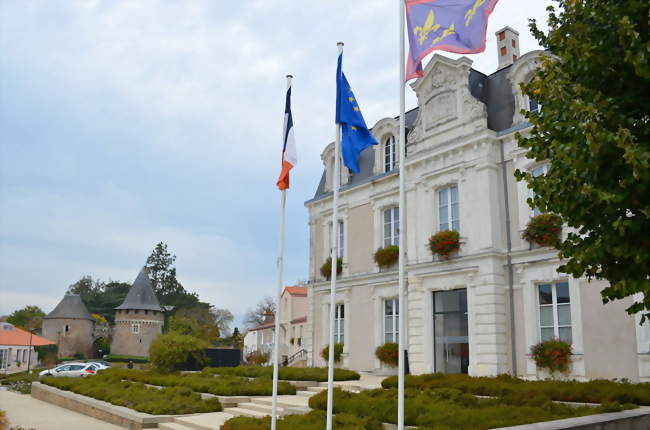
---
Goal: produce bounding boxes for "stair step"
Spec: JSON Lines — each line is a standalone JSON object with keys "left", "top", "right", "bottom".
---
{"left": 173, "top": 412, "right": 236, "bottom": 430}
{"left": 307, "top": 386, "right": 325, "bottom": 392}
{"left": 236, "top": 402, "right": 286, "bottom": 415}
{"left": 224, "top": 406, "right": 269, "bottom": 418}
{"left": 158, "top": 423, "right": 196, "bottom": 430}
{"left": 297, "top": 390, "right": 316, "bottom": 397}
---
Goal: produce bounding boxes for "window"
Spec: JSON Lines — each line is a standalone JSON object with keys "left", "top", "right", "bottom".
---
{"left": 531, "top": 165, "right": 548, "bottom": 216}
{"left": 499, "top": 31, "right": 505, "bottom": 41}
{"left": 384, "top": 136, "right": 396, "bottom": 172}
{"left": 64, "top": 325, "right": 70, "bottom": 334}
{"left": 383, "top": 207, "right": 399, "bottom": 246}
{"left": 438, "top": 186, "right": 459, "bottom": 231}
{"left": 384, "top": 298, "right": 399, "bottom": 343}
{"left": 538, "top": 281, "right": 572, "bottom": 343}
{"left": 132, "top": 323, "right": 140, "bottom": 334}
{"left": 334, "top": 304, "right": 344, "bottom": 344}
{"left": 329, "top": 220, "right": 344, "bottom": 258}
{"left": 529, "top": 97, "right": 541, "bottom": 114}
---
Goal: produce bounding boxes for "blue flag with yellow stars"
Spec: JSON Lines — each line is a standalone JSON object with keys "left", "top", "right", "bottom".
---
{"left": 336, "top": 53, "right": 378, "bottom": 173}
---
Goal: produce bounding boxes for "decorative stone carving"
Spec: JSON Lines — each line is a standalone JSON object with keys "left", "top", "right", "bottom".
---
{"left": 424, "top": 90, "right": 458, "bottom": 131}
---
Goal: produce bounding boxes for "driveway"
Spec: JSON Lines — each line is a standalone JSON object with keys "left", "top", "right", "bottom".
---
{"left": 0, "top": 389, "right": 123, "bottom": 430}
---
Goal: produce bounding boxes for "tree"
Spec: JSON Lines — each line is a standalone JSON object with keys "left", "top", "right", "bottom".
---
{"left": 68, "top": 277, "right": 131, "bottom": 324}
{"left": 6, "top": 305, "right": 45, "bottom": 330}
{"left": 145, "top": 242, "right": 201, "bottom": 310}
{"left": 516, "top": 0, "right": 649, "bottom": 320}
{"left": 169, "top": 305, "right": 220, "bottom": 342}
{"left": 149, "top": 332, "right": 208, "bottom": 372}
{"left": 243, "top": 297, "right": 276, "bottom": 329}
{"left": 212, "top": 308, "right": 234, "bottom": 337}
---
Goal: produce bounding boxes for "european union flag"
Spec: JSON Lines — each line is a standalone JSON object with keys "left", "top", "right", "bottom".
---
{"left": 336, "top": 54, "right": 378, "bottom": 173}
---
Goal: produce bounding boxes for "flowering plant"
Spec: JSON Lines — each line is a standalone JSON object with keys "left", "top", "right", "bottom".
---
{"left": 530, "top": 339, "right": 572, "bottom": 374}
{"left": 373, "top": 245, "right": 399, "bottom": 268}
{"left": 375, "top": 342, "right": 399, "bottom": 367}
{"left": 523, "top": 213, "right": 562, "bottom": 247}
{"left": 320, "top": 257, "right": 343, "bottom": 279}
{"left": 429, "top": 230, "right": 460, "bottom": 258}
{"left": 321, "top": 343, "right": 343, "bottom": 363}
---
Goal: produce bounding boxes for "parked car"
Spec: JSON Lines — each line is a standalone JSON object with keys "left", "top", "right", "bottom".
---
{"left": 88, "top": 360, "right": 111, "bottom": 370}
{"left": 39, "top": 362, "right": 99, "bottom": 377}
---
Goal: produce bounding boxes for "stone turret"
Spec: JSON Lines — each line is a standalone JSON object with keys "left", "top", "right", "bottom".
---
{"left": 42, "top": 294, "right": 94, "bottom": 358}
{"left": 110, "top": 268, "right": 164, "bottom": 358}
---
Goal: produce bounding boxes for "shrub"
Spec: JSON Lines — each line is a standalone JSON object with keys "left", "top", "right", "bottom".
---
{"left": 245, "top": 350, "right": 270, "bottom": 366}
{"left": 530, "top": 339, "right": 572, "bottom": 374}
{"left": 320, "top": 343, "right": 343, "bottom": 363}
{"left": 222, "top": 410, "right": 382, "bottom": 430}
{"left": 72, "top": 352, "right": 85, "bottom": 360}
{"left": 320, "top": 257, "right": 342, "bottom": 279}
{"left": 522, "top": 213, "right": 562, "bottom": 247}
{"left": 429, "top": 230, "right": 460, "bottom": 258}
{"left": 149, "top": 332, "right": 209, "bottom": 372}
{"left": 202, "top": 366, "right": 360, "bottom": 382}
{"left": 35, "top": 344, "right": 58, "bottom": 366}
{"left": 373, "top": 245, "right": 399, "bottom": 268}
{"left": 104, "top": 354, "right": 149, "bottom": 363}
{"left": 375, "top": 343, "right": 398, "bottom": 367}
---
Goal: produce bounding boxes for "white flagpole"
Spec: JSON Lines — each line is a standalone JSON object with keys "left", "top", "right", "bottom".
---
{"left": 270, "top": 74, "right": 292, "bottom": 430}
{"left": 326, "top": 41, "right": 344, "bottom": 430}
{"left": 397, "top": 1, "right": 407, "bottom": 430}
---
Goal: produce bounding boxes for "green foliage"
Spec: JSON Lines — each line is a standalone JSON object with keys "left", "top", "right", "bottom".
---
{"left": 42, "top": 373, "right": 222, "bottom": 415}
{"left": 104, "top": 354, "right": 149, "bottom": 363}
{"left": 375, "top": 343, "right": 399, "bottom": 367}
{"left": 373, "top": 245, "right": 399, "bottom": 268}
{"left": 0, "top": 369, "right": 42, "bottom": 394}
{"left": 146, "top": 242, "right": 202, "bottom": 310}
{"left": 245, "top": 350, "right": 270, "bottom": 366}
{"left": 321, "top": 343, "right": 343, "bottom": 363}
{"left": 530, "top": 339, "right": 572, "bottom": 374}
{"left": 222, "top": 410, "right": 383, "bottom": 430}
{"left": 522, "top": 213, "right": 563, "bottom": 247}
{"left": 169, "top": 306, "right": 220, "bottom": 342}
{"left": 202, "top": 366, "right": 360, "bottom": 382}
{"left": 68, "top": 277, "right": 131, "bottom": 324}
{"left": 382, "top": 373, "right": 650, "bottom": 406}
{"left": 515, "top": 0, "right": 650, "bottom": 319}
{"left": 150, "top": 332, "right": 208, "bottom": 372}
{"left": 104, "top": 368, "right": 295, "bottom": 396}
{"left": 429, "top": 230, "right": 460, "bottom": 258}
{"left": 6, "top": 305, "right": 45, "bottom": 330}
{"left": 72, "top": 352, "right": 85, "bottom": 360}
{"left": 34, "top": 344, "right": 58, "bottom": 366}
{"left": 320, "top": 257, "right": 343, "bottom": 279}
{"left": 309, "top": 387, "right": 634, "bottom": 429}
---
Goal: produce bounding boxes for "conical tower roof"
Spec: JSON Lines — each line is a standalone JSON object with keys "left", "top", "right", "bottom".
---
{"left": 43, "top": 294, "right": 93, "bottom": 320}
{"left": 115, "top": 267, "right": 162, "bottom": 311}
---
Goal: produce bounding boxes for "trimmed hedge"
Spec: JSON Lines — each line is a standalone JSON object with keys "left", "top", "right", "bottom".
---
{"left": 104, "top": 354, "right": 149, "bottom": 363}
{"left": 202, "top": 366, "right": 360, "bottom": 382}
{"left": 309, "top": 387, "right": 633, "bottom": 429}
{"left": 108, "top": 368, "right": 295, "bottom": 396}
{"left": 381, "top": 373, "right": 650, "bottom": 406}
{"left": 221, "top": 410, "right": 382, "bottom": 430}
{"left": 42, "top": 374, "right": 222, "bottom": 415}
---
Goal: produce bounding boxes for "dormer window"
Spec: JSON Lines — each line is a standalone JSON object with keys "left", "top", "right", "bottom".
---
{"left": 384, "top": 136, "right": 396, "bottom": 172}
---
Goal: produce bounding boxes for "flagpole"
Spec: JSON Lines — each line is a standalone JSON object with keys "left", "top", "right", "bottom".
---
{"left": 397, "top": 1, "right": 407, "bottom": 430}
{"left": 326, "top": 41, "right": 344, "bottom": 430}
{"left": 271, "top": 74, "right": 292, "bottom": 430}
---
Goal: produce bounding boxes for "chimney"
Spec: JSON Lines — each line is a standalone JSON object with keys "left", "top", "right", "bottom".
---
{"left": 262, "top": 312, "right": 274, "bottom": 324}
{"left": 495, "top": 26, "right": 520, "bottom": 70}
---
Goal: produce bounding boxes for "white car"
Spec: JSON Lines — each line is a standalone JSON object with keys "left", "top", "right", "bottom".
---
{"left": 39, "top": 362, "right": 99, "bottom": 378}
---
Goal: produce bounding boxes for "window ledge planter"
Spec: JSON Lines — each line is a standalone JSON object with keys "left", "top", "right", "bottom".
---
{"left": 374, "top": 245, "right": 399, "bottom": 271}
{"left": 429, "top": 230, "right": 461, "bottom": 260}
{"left": 523, "top": 213, "right": 562, "bottom": 248}
{"left": 320, "top": 257, "right": 343, "bottom": 280}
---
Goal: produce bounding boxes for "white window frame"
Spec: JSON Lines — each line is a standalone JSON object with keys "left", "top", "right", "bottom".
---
{"left": 329, "top": 220, "right": 344, "bottom": 258}
{"left": 334, "top": 304, "right": 344, "bottom": 344}
{"left": 438, "top": 185, "right": 459, "bottom": 231}
{"left": 530, "top": 164, "right": 548, "bottom": 216}
{"left": 384, "top": 135, "right": 396, "bottom": 172}
{"left": 383, "top": 207, "right": 399, "bottom": 247}
{"left": 383, "top": 298, "right": 399, "bottom": 344}
{"left": 538, "top": 281, "right": 572, "bottom": 343}
{"left": 528, "top": 96, "right": 541, "bottom": 114}
{"left": 132, "top": 323, "right": 140, "bottom": 334}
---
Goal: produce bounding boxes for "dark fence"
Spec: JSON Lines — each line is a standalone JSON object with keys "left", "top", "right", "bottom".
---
{"left": 185, "top": 348, "right": 241, "bottom": 370}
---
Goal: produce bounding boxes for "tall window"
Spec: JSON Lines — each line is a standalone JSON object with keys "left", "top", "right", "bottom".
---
{"left": 383, "top": 207, "right": 399, "bottom": 247}
{"left": 529, "top": 97, "right": 541, "bottom": 114}
{"left": 132, "top": 323, "right": 140, "bottom": 334}
{"left": 384, "top": 136, "right": 396, "bottom": 172}
{"left": 438, "top": 186, "right": 459, "bottom": 231}
{"left": 329, "top": 221, "right": 344, "bottom": 258}
{"left": 384, "top": 298, "right": 399, "bottom": 343}
{"left": 531, "top": 165, "right": 548, "bottom": 216}
{"left": 538, "top": 281, "right": 572, "bottom": 343}
{"left": 334, "top": 304, "right": 344, "bottom": 344}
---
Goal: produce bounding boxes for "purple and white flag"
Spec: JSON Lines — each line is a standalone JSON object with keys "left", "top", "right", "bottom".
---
{"left": 406, "top": 0, "right": 500, "bottom": 80}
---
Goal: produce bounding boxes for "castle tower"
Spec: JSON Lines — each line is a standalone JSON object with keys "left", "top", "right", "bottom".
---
{"left": 42, "top": 294, "right": 94, "bottom": 358}
{"left": 110, "top": 268, "right": 163, "bottom": 358}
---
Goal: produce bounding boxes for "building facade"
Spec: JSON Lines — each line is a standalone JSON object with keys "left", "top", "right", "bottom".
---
{"left": 110, "top": 268, "right": 164, "bottom": 358}
{"left": 42, "top": 294, "right": 94, "bottom": 358}
{"left": 304, "top": 28, "right": 650, "bottom": 381}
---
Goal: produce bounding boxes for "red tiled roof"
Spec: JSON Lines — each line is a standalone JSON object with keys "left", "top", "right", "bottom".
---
{"left": 0, "top": 326, "right": 55, "bottom": 347}
{"left": 282, "top": 286, "right": 307, "bottom": 297}
{"left": 249, "top": 322, "right": 275, "bottom": 332}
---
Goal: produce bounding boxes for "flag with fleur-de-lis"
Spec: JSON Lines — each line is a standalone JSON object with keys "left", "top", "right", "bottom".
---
{"left": 406, "top": 0, "right": 500, "bottom": 80}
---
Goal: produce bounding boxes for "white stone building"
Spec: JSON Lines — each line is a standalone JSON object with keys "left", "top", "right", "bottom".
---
{"left": 0, "top": 322, "right": 55, "bottom": 374}
{"left": 304, "top": 27, "right": 650, "bottom": 381}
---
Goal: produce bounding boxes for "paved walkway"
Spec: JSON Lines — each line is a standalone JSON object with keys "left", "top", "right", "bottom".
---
{"left": 0, "top": 389, "right": 123, "bottom": 430}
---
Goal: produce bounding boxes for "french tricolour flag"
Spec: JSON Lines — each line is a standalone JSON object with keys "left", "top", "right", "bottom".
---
{"left": 276, "top": 82, "right": 297, "bottom": 190}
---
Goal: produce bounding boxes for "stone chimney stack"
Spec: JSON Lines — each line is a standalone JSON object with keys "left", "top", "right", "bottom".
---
{"left": 495, "top": 26, "right": 520, "bottom": 70}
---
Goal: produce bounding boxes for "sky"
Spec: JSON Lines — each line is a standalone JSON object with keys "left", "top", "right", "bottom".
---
{"left": 0, "top": 0, "right": 552, "bottom": 329}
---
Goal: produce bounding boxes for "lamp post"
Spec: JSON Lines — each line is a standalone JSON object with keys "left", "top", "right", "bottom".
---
{"left": 27, "top": 328, "right": 35, "bottom": 373}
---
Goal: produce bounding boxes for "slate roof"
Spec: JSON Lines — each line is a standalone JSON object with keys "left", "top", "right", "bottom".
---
{"left": 115, "top": 268, "right": 162, "bottom": 311}
{"left": 43, "top": 294, "right": 93, "bottom": 320}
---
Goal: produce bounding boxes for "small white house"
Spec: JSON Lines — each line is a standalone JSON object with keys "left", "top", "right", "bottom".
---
{"left": 0, "top": 322, "right": 55, "bottom": 374}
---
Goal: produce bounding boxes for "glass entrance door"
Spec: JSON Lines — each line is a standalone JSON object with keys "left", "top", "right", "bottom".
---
{"left": 433, "top": 289, "right": 469, "bottom": 374}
